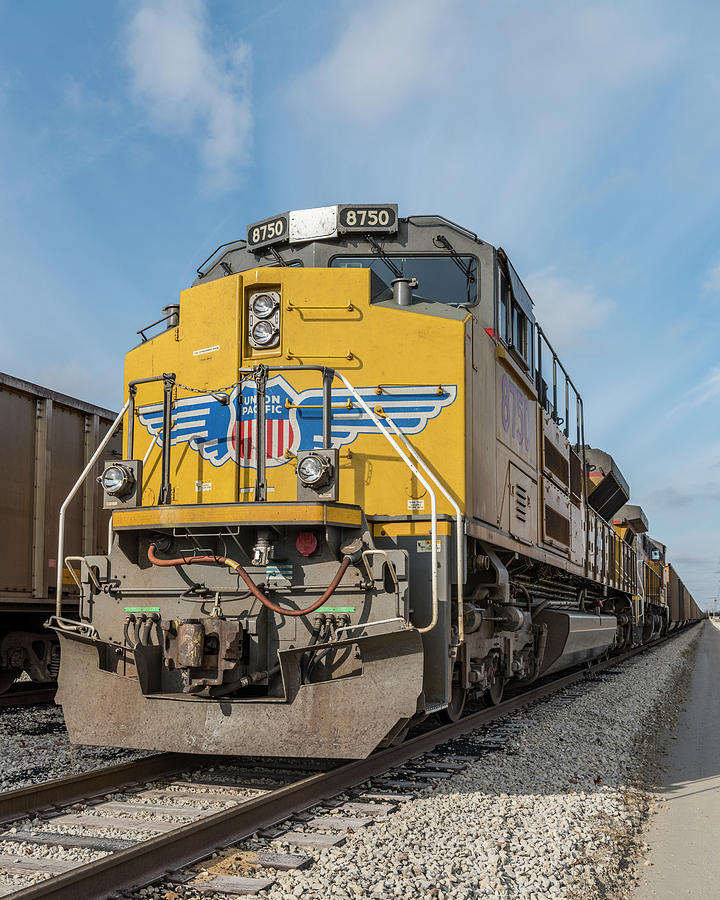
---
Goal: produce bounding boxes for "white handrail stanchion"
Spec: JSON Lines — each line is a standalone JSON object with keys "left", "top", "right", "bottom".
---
{"left": 55, "top": 400, "right": 130, "bottom": 616}
{"left": 333, "top": 372, "right": 439, "bottom": 634}
{"left": 382, "top": 414, "right": 465, "bottom": 643}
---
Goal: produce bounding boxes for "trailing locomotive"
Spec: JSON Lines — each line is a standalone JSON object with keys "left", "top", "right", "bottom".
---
{"left": 49, "top": 205, "right": 702, "bottom": 757}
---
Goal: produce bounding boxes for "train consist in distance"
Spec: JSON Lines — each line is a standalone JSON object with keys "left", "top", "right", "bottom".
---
{"left": 45, "top": 204, "right": 702, "bottom": 756}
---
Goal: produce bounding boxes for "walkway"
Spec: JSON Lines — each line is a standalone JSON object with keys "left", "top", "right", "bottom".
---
{"left": 635, "top": 621, "right": 720, "bottom": 899}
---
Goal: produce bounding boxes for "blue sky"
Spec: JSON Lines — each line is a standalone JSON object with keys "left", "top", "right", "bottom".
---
{"left": 0, "top": 0, "right": 718, "bottom": 607}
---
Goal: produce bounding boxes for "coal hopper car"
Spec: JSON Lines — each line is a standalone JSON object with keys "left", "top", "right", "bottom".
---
{"left": 0, "top": 372, "right": 120, "bottom": 693}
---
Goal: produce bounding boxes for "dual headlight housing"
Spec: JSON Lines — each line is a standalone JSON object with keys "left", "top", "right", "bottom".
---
{"left": 248, "top": 290, "right": 280, "bottom": 350}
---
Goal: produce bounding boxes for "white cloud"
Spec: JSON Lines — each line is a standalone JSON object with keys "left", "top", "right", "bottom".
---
{"left": 523, "top": 268, "right": 615, "bottom": 350}
{"left": 62, "top": 78, "right": 121, "bottom": 116}
{"left": 292, "top": 1, "right": 673, "bottom": 127}
{"left": 125, "top": 0, "right": 252, "bottom": 188}
{"left": 702, "top": 259, "right": 720, "bottom": 295}
{"left": 284, "top": 1, "right": 676, "bottom": 247}
{"left": 289, "top": 0, "right": 453, "bottom": 122}
{"left": 669, "top": 367, "right": 720, "bottom": 414}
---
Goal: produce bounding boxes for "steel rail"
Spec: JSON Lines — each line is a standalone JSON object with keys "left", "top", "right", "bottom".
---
{"left": 0, "top": 684, "right": 56, "bottom": 709}
{"left": 2, "top": 625, "right": 697, "bottom": 900}
{"left": 0, "top": 754, "right": 201, "bottom": 828}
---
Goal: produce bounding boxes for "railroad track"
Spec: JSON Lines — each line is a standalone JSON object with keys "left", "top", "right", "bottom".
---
{"left": 0, "top": 628, "right": 694, "bottom": 900}
{"left": 0, "top": 684, "right": 56, "bottom": 709}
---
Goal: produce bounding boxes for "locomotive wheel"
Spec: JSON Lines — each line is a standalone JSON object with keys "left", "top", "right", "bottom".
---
{"left": 484, "top": 673, "right": 506, "bottom": 707}
{"left": 0, "top": 669, "right": 20, "bottom": 695}
{"left": 438, "top": 675, "right": 467, "bottom": 724}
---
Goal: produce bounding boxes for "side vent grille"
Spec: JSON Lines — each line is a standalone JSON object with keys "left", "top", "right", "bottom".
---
{"left": 544, "top": 437, "right": 569, "bottom": 487}
{"left": 545, "top": 505, "right": 570, "bottom": 546}
{"left": 514, "top": 483, "right": 529, "bottom": 523}
{"left": 569, "top": 449, "right": 582, "bottom": 500}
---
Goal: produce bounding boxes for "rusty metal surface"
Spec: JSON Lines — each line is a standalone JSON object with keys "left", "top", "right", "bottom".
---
{"left": 164, "top": 618, "right": 244, "bottom": 690}
{"left": 55, "top": 625, "right": 425, "bottom": 758}
{"left": 3, "top": 626, "right": 695, "bottom": 900}
{"left": 0, "top": 754, "right": 200, "bottom": 827}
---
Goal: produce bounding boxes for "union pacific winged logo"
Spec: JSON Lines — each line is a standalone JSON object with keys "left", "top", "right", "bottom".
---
{"left": 137, "top": 376, "right": 456, "bottom": 469}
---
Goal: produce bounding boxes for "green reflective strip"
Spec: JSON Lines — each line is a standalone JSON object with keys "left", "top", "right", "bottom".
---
{"left": 317, "top": 606, "right": 356, "bottom": 613}
{"left": 124, "top": 606, "right": 161, "bottom": 613}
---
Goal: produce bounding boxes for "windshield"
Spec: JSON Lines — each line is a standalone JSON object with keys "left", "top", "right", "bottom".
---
{"left": 330, "top": 255, "right": 478, "bottom": 305}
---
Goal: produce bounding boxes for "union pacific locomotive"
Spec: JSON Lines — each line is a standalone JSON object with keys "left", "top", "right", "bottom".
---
{"left": 50, "top": 205, "right": 702, "bottom": 757}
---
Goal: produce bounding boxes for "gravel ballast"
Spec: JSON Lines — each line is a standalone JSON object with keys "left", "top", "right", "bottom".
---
{"left": 176, "top": 625, "right": 701, "bottom": 900}
{"left": 0, "top": 702, "right": 147, "bottom": 793}
{"left": 0, "top": 627, "right": 701, "bottom": 899}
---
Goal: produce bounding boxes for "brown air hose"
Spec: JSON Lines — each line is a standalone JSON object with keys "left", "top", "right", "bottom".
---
{"left": 147, "top": 544, "right": 351, "bottom": 617}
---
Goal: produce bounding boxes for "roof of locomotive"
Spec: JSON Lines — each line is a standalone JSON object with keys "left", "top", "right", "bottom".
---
{"left": 193, "top": 205, "right": 491, "bottom": 286}
{"left": 190, "top": 205, "right": 540, "bottom": 326}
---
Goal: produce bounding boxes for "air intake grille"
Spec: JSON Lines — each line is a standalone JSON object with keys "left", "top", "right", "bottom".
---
{"left": 545, "top": 505, "right": 570, "bottom": 546}
{"left": 569, "top": 449, "right": 582, "bottom": 500}
{"left": 544, "top": 437, "right": 569, "bottom": 487}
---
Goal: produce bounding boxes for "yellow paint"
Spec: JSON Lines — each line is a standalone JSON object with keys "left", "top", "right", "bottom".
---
{"left": 123, "top": 266, "right": 466, "bottom": 523}
{"left": 125, "top": 275, "right": 241, "bottom": 507}
{"left": 113, "top": 502, "right": 362, "bottom": 530}
{"left": 372, "top": 521, "right": 453, "bottom": 537}
{"left": 613, "top": 523, "right": 630, "bottom": 542}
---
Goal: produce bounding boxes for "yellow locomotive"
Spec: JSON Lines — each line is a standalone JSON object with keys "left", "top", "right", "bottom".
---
{"left": 51, "top": 205, "right": 687, "bottom": 757}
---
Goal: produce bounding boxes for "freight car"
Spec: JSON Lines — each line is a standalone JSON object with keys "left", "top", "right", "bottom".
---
{"left": 48, "top": 205, "right": 703, "bottom": 757}
{"left": 665, "top": 563, "right": 701, "bottom": 627}
{"left": 0, "top": 372, "right": 120, "bottom": 692}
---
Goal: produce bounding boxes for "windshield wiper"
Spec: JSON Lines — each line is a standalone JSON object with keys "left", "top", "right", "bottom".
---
{"left": 434, "top": 234, "right": 476, "bottom": 285}
{"left": 267, "top": 246, "right": 288, "bottom": 267}
{"left": 365, "top": 234, "right": 403, "bottom": 279}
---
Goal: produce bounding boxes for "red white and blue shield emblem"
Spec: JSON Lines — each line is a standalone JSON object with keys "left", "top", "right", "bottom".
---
{"left": 234, "top": 378, "right": 297, "bottom": 466}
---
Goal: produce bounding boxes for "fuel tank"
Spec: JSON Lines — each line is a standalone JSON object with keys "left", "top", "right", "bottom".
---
{"left": 534, "top": 609, "right": 616, "bottom": 676}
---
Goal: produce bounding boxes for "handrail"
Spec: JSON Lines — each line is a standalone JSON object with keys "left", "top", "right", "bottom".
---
{"left": 286, "top": 300, "right": 354, "bottom": 312}
{"left": 56, "top": 399, "right": 129, "bottom": 615}
{"left": 118, "top": 364, "right": 443, "bottom": 633}
{"left": 332, "top": 371, "right": 439, "bottom": 634}
{"left": 379, "top": 412, "right": 465, "bottom": 643}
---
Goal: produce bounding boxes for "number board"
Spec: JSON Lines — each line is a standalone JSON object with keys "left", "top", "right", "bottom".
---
{"left": 337, "top": 204, "right": 398, "bottom": 234}
{"left": 246, "top": 213, "right": 289, "bottom": 251}
{"left": 498, "top": 371, "right": 535, "bottom": 465}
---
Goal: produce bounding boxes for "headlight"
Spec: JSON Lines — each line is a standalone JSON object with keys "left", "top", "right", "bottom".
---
{"left": 251, "top": 321, "right": 278, "bottom": 347}
{"left": 298, "top": 455, "right": 324, "bottom": 484}
{"left": 101, "top": 464, "right": 134, "bottom": 496}
{"left": 297, "top": 453, "right": 333, "bottom": 489}
{"left": 251, "top": 292, "right": 278, "bottom": 318}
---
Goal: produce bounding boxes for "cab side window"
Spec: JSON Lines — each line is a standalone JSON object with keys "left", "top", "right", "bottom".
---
{"left": 512, "top": 302, "right": 533, "bottom": 371}
{"left": 497, "top": 257, "right": 535, "bottom": 380}
{"left": 497, "top": 269, "right": 509, "bottom": 342}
